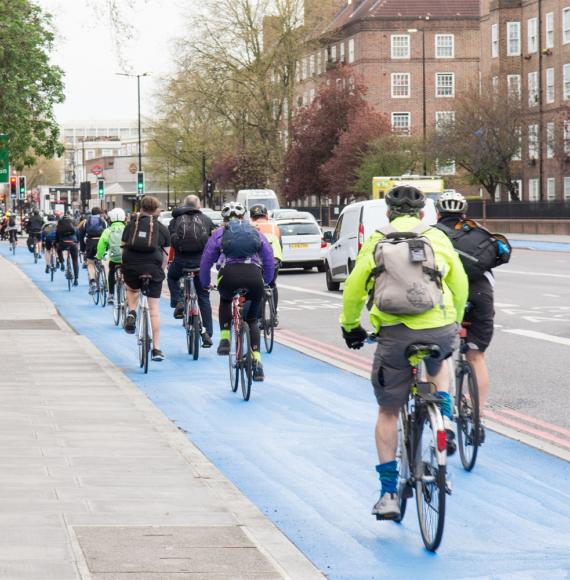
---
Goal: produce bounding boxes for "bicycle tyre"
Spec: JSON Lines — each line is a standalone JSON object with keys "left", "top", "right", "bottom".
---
{"left": 262, "top": 294, "right": 275, "bottom": 353}
{"left": 67, "top": 262, "right": 73, "bottom": 292}
{"left": 92, "top": 272, "right": 100, "bottom": 305}
{"left": 50, "top": 259, "right": 55, "bottom": 282}
{"left": 191, "top": 315, "right": 201, "bottom": 361}
{"left": 239, "top": 322, "right": 253, "bottom": 401}
{"left": 113, "top": 280, "right": 123, "bottom": 326}
{"left": 414, "top": 408, "right": 446, "bottom": 552}
{"left": 98, "top": 266, "right": 108, "bottom": 307}
{"left": 456, "top": 360, "right": 481, "bottom": 472}
{"left": 141, "top": 309, "right": 150, "bottom": 374}
{"left": 229, "top": 323, "right": 240, "bottom": 393}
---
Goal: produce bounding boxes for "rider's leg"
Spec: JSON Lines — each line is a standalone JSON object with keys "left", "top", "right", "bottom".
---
{"left": 107, "top": 262, "right": 117, "bottom": 295}
{"left": 466, "top": 350, "right": 489, "bottom": 408}
{"left": 70, "top": 245, "right": 79, "bottom": 279}
{"left": 125, "top": 286, "right": 140, "bottom": 312}
{"left": 195, "top": 276, "right": 213, "bottom": 337}
{"left": 148, "top": 297, "right": 161, "bottom": 349}
{"left": 86, "top": 259, "right": 96, "bottom": 282}
{"left": 166, "top": 261, "right": 182, "bottom": 308}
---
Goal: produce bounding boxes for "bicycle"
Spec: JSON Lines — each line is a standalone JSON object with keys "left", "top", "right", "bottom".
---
{"left": 372, "top": 338, "right": 450, "bottom": 552}
{"left": 260, "top": 285, "right": 276, "bottom": 353}
{"left": 30, "top": 233, "right": 41, "bottom": 263}
{"left": 180, "top": 268, "right": 202, "bottom": 360}
{"left": 49, "top": 249, "right": 57, "bottom": 282}
{"left": 64, "top": 249, "right": 74, "bottom": 292}
{"left": 92, "top": 260, "right": 108, "bottom": 307}
{"left": 229, "top": 289, "right": 253, "bottom": 401}
{"left": 136, "top": 275, "right": 153, "bottom": 374}
{"left": 8, "top": 231, "right": 17, "bottom": 255}
{"left": 112, "top": 266, "right": 126, "bottom": 327}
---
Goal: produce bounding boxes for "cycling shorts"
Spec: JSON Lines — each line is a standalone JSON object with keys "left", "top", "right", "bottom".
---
{"left": 85, "top": 238, "right": 99, "bottom": 260}
{"left": 123, "top": 265, "right": 165, "bottom": 299}
{"left": 463, "top": 276, "right": 495, "bottom": 352}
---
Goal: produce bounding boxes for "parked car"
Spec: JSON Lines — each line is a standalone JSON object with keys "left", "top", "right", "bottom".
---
{"left": 271, "top": 209, "right": 318, "bottom": 223}
{"left": 202, "top": 208, "right": 223, "bottom": 227}
{"left": 236, "top": 189, "right": 280, "bottom": 211}
{"left": 322, "top": 199, "right": 437, "bottom": 291}
{"left": 158, "top": 210, "right": 173, "bottom": 228}
{"left": 276, "top": 219, "right": 327, "bottom": 272}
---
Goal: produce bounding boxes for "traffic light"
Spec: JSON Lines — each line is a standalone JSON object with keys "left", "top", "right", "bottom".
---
{"left": 206, "top": 179, "right": 214, "bottom": 196}
{"left": 18, "top": 176, "right": 26, "bottom": 199}
{"left": 80, "top": 181, "right": 92, "bottom": 202}
{"left": 97, "top": 179, "right": 105, "bottom": 198}
{"left": 137, "top": 171, "right": 144, "bottom": 196}
{"left": 9, "top": 176, "right": 17, "bottom": 199}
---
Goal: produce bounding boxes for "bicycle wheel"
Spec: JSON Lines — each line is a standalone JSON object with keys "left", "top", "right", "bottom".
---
{"left": 98, "top": 266, "right": 108, "bottom": 307}
{"left": 50, "top": 257, "right": 55, "bottom": 282}
{"left": 191, "top": 315, "right": 201, "bottom": 361}
{"left": 395, "top": 408, "right": 412, "bottom": 523}
{"left": 239, "top": 322, "right": 253, "bottom": 401}
{"left": 113, "top": 280, "right": 123, "bottom": 326}
{"left": 262, "top": 293, "right": 275, "bottom": 353}
{"left": 414, "top": 407, "right": 446, "bottom": 552}
{"left": 139, "top": 309, "right": 150, "bottom": 374}
{"left": 67, "top": 261, "right": 73, "bottom": 292}
{"left": 229, "top": 323, "right": 240, "bottom": 393}
{"left": 92, "top": 272, "right": 100, "bottom": 305}
{"left": 456, "top": 360, "right": 481, "bottom": 471}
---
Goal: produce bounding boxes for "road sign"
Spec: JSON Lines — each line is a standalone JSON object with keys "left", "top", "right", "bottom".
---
{"left": 91, "top": 165, "right": 103, "bottom": 176}
{"left": 0, "top": 135, "right": 9, "bottom": 184}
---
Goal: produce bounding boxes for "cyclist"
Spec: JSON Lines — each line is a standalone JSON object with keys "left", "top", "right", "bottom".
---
{"left": 96, "top": 207, "right": 126, "bottom": 306}
{"left": 121, "top": 196, "right": 171, "bottom": 362}
{"left": 6, "top": 212, "right": 17, "bottom": 247}
{"left": 55, "top": 213, "right": 80, "bottom": 286}
{"left": 41, "top": 215, "right": 58, "bottom": 274}
{"left": 26, "top": 210, "right": 44, "bottom": 256}
{"left": 200, "top": 201, "right": 275, "bottom": 382}
{"left": 249, "top": 204, "right": 283, "bottom": 327}
{"left": 340, "top": 186, "right": 468, "bottom": 520}
{"left": 167, "top": 195, "right": 215, "bottom": 348}
{"left": 80, "top": 207, "right": 107, "bottom": 295}
{"left": 435, "top": 190, "right": 510, "bottom": 420}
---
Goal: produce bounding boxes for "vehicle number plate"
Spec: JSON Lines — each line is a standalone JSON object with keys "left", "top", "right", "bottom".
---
{"left": 291, "top": 243, "right": 309, "bottom": 249}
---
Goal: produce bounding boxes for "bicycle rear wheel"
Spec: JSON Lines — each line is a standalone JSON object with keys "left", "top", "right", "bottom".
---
{"left": 139, "top": 309, "right": 150, "bottom": 374}
{"left": 262, "top": 294, "right": 275, "bottom": 353}
{"left": 229, "top": 323, "right": 240, "bottom": 393}
{"left": 239, "top": 322, "right": 253, "bottom": 401}
{"left": 67, "top": 262, "right": 73, "bottom": 292}
{"left": 456, "top": 360, "right": 481, "bottom": 471}
{"left": 113, "top": 280, "right": 123, "bottom": 326}
{"left": 190, "top": 315, "right": 201, "bottom": 361}
{"left": 92, "top": 272, "right": 100, "bottom": 304}
{"left": 98, "top": 266, "right": 108, "bottom": 307}
{"left": 414, "top": 407, "right": 446, "bottom": 552}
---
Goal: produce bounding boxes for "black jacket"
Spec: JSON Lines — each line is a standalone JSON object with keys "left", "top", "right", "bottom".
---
{"left": 28, "top": 215, "right": 44, "bottom": 233}
{"left": 169, "top": 206, "right": 215, "bottom": 262}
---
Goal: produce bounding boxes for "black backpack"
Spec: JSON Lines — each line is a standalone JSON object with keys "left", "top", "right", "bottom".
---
{"left": 127, "top": 214, "right": 159, "bottom": 253}
{"left": 85, "top": 215, "right": 106, "bottom": 238}
{"left": 222, "top": 220, "right": 261, "bottom": 259}
{"left": 173, "top": 213, "right": 209, "bottom": 253}
{"left": 435, "top": 219, "right": 511, "bottom": 280}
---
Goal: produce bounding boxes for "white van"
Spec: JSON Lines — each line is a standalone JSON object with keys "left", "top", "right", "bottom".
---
{"left": 236, "top": 189, "right": 280, "bottom": 211}
{"left": 323, "top": 199, "right": 437, "bottom": 291}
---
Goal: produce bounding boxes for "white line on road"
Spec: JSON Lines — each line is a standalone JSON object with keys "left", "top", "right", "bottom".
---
{"left": 495, "top": 302, "right": 519, "bottom": 308}
{"left": 279, "top": 284, "right": 343, "bottom": 300}
{"left": 498, "top": 269, "right": 570, "bottom": 279}
{"left": 543, "top": 293, "right": 561, "bottom": 298}
{"left": 503, "top": 328, "right": 570, "bottom": 347}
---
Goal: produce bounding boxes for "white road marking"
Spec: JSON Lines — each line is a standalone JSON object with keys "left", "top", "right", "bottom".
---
{"left": 498, "top": 269, "right": 570, "bottom": 279}
{"left": 543, "top": 293, "right": 561, "bottom": 298}
{"left": 279, "top": 284, "right": 343, "bottom": 300}
{"left": 503, "top": 328, "right": 570, "bottom": 346}
{"left": 495, "top": 302, "right": 519, "bottom": 308}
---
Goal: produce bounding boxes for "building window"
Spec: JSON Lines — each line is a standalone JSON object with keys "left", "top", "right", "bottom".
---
{"left": 564, "top": 64, "right": 570, "bottom": 100}
{"left": 309, "top": 54, "right": 315, "bottom": 76}
{"left": 529, "top": 178, "right": 540, "bottom": 201}
{"left": 564, "top": 8, "right": 570, "bottom": 44}
{"left": 565, "top": 177, "right": 570, "bottom": 199}
{"left": 309, "top": 88, "right": 315, "bottom": 103}
{"left": 492, "top": 76, "right": 499, "bottom": 92}
{"left": 436, "top": 160, "right": 456, "bottom": 175}
{"left": 436, "top": 73, "right": 454, "bottom": 97}
{"left": 86, "top": 150, "right": 95, "bottom": 160}
{"left": 547, "top": 177, "right": 556, "bottom": 200}
{"left": 304, "top": 57, "right": 309, "bottom": 79}
{"left": 491, "top": 23, "right": 499, "bottom": 58}
{"left": 512, "top": 127, "right": 522, "bottom": 160}
{"left": 331, "top": 45, "right": 337, "bottom": 62}
{"left": 527, "top": 18, "right": 538, "bottom": 54}
{"left": 435, "top": 111, "right": 455, "bottom": 132}
{"left": 528, "top": 124, "right": 539, "bottom": 159}
{"left": 392, "top": 112, "right": 411, "bottom": 134}
{"left": 391, "top": 35, "right": 410, "bottom": 59}
{"left": 507, "top": 74, "right": 521, "bottom": 99}
{"left": 507, "top": 21, "right": 521, "bottom": 56}
{"left": 348, "top": 38, "right": 355, "bottom": 64}
{"left": 528, "top": 71, "right": 538, "bottom": 107}
{"left": 391, "top": 73, "right": 410, "bottom": 98}
{"left": 546, "top": 12, "right": 554, "bottom": 49}
{"left": 546, "top": 68, "right": 555, "bottom": 104}
{"left": 316, "top": 53, "right": 321, "bottom": 75}
{"left": 564, "top": 120, "right": 570, "bottom": 154}
{"left": 494, "top": 184, "right": 501, "bottom": 202}
{"left": 513, "top": 180, "right": 523, "bottom": 201}
{"left": 435, "top": 34, "right": 454, "bottom": 58}
{"left": 547, "top": 122, "right": 555, "bottom": 158}
{"left": 340, "top": 42, "right": 345, "bottom": 63}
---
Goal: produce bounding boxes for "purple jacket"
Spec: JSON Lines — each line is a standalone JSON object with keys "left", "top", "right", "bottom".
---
{"left": 200, "top": 226, "right": 275, "bottom": 288}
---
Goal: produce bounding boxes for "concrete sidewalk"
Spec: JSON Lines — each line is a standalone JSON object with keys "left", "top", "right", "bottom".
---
{"left": 0, "top": 256, "right": 323, "bottom": 580}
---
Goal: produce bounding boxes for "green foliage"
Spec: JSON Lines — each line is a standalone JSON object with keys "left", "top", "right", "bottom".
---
{"left": 0, "top": 0, "right": 65, "bottom": 169}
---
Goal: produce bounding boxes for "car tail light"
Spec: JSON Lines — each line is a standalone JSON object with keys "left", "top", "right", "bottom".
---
{"left": 357, "top": 223, "right": 365, "bottom": 252}
{"left": 437, "top": 430, "right": 447, "bottom": 452}
{"left": 321, "top": 238, "right": 328, "bottom": 248}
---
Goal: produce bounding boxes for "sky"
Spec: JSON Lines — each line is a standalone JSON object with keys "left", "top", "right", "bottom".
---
{"left": 36, "top": 0, "right": 194, "bottom": 125}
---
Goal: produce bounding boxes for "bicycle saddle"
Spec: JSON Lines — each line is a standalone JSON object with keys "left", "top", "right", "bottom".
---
{"left": 405, "top": 343, "right": 441, "bottom": 359}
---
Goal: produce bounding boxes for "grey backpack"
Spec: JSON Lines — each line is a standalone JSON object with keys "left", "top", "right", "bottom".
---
{"left": 368, "top": 224, "right": 444, "bottom": 315}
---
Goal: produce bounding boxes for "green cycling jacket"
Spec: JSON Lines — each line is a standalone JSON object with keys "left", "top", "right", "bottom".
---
{"left": 340, "top": 214, "right": 468, "bottom": 332}
{"left": 96, "top": 221, "right": 125, "bottom": 263}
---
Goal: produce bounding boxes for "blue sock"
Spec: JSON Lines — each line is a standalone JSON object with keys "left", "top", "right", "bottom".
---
{"left": 376, "top": 461, "right": 398, "bottom": 496}
{"left": 437, "top": 391, "right": 453, "bottom": 421}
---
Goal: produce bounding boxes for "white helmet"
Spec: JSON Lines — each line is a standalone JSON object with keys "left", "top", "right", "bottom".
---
{"left": 436, "top": 190, "right": 468, "bottom": 214}
{"left": 221, "top": 201, "right": 246, "bottom": 219}
{"left": 108, "top": 208, "right": 126, "bottom": 223}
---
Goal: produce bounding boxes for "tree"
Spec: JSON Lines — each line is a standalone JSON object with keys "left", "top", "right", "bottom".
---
{"left": 430, "top": 82, "right": 525, "bottom": 201}
{"left": 23, "top": 157, "right": 62, "bottom": 188}
{"left": 0, "top": 0, "right": 65, "bottom": 169}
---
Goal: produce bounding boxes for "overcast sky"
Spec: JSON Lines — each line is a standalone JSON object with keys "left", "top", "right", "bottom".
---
{"left": 36, "top": 0, "right": 192, "bottom": 125}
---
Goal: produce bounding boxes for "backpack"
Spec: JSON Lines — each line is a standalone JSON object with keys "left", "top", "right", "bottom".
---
{"left": 173, "top": 213, "right": 209, "bottom": 253}
{"left": 85, "top": 215, "right": 105, "bottom": 237}
{"left": 434, "top": 219, "right": 511, "bottom": 281}
{"left": 222, "top": 220, "right": 261, "bottom": 259}
{"left": 58, "top": 219, "right": 76, "bottom": 238}
{"left": 108, "top": 227, "right": 124, "bottom": 262}
{"left": 368, "top": 224, "right": 444, "bottom": 315}
{"left": 127, "top": 214, "right": 159, "bottom": 253}
{"left": 8, "top": 216, "right": 15, "bottom": 228}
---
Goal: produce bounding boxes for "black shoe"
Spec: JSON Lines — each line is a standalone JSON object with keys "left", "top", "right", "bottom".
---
{"left": 45, "top": 265, "right": 49, "bottom": 274}
{"left": 173, "top": 302, "right": 184, "bottom": 319}
{"left": 60, "top": 263, "right": 65, "bottom": 271}
{"left": 73, "top": 279, "right": 79, "bottom": 287}
{"left": 107, "top": 296, "right": 114, "bottom": 305}
{"left": 273, "top": 315, "right": 279, "bottom": 328}
{"left": 124, "top": 310, "right": 137, "bottom": 334}
{"left": 202, "top": 332, "right": 213, "bottom": 348}
{"left": 477, "top": 425, "right": 485, "bottom": 445}
{"left": 151, "top": 349, "right": 165, "bottom": 362}
{"left": 217, "top": 339, "right": 230, "bottom": 356}
{"left": 253, "top": 360, "right": 264, "bottom": 382}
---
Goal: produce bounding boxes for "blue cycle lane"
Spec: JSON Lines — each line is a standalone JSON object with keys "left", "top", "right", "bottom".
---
{"left": 3, "top": 245, "right": 569, "bottom": 579}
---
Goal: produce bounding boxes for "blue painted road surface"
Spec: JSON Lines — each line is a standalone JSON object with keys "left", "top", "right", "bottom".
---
{"left": 511, "top": 240, "right": 570, "bottom": 252}
{"left": 3, "top": 245, "right": 570, "bottom": 579}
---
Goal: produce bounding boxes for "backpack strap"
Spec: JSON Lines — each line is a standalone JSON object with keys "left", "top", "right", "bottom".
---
{"left": 377, "top": 224, "right": 397, "bottom": 237}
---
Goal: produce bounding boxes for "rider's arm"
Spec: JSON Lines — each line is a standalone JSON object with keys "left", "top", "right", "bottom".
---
{"left": 199, "top": 231, "right": 221, "bottom": 288}
{"left": 438, "top": 233, "right": 469, "bottom": 322}
{"left": 96, "top": 229, "right": 109, "bottom": 260}
{"left": 259, "top": 235, "right": 275, "bottom": 285}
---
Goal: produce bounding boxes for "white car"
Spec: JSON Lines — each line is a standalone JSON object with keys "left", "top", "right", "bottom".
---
{"left": 271, "top": 209, "right": 318, "bottom": 223}
{"left": 158, "top": 211, "right": 173, "bottom": 228}
{"left": 276, "top": 219, "right": 326, "bottom": 272}
{"left": 323, "top": 199, "right": 437, "bottom": 290}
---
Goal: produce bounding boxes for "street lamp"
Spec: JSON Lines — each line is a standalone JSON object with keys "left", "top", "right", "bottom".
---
{"left": 408, "top": 27, "right": 428, "bottom": 176}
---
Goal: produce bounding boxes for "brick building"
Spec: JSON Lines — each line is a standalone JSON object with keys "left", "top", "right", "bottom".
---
{"left": 481, "top": 0, "right": 570, "bottom": 201}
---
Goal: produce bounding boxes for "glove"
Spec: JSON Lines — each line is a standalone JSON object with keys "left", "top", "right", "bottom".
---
{"left": 342, "top": 325, "right": 368, "bottom": 350}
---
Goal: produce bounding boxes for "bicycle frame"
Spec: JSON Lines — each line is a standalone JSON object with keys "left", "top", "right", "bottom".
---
{"left": 136, "top": 293, "right": 153, "bottom": 341}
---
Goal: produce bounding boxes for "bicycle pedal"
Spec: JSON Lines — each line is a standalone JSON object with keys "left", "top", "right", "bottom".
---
{"left": 374, "top": 513, "right": 399, "bottom": 521}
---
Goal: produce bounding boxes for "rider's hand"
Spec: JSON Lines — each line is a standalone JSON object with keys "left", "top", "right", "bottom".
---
{"left": 342, "top": 325, "right": 368, "bottom": 350}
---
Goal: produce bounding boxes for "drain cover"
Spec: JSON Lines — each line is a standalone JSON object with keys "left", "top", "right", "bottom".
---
{"left": 0, "top": 319, "right": 59, "bottom": 330}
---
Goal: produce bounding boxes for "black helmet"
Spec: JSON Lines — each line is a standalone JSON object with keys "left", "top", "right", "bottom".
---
{"left": 385, "top": 186, "right": 425, "bottom": 213}
{"left": 249, "top": 204, "right": 268, "bottom": 219}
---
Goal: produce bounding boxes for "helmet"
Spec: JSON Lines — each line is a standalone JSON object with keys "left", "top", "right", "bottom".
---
{"left": 5, "top": 212, "right": 10, "bottom": 218}
{"left": 385, "top": 186, "right": 425, "bottom": 213}
{"left": 436, "top": 190, "right": 468, "bottom": 214}
{"left": 108, "top": 208, "right": 126, "bottom": 223}
{"left": 249, "top": 204, "right": 268, "bottom": 219}
{"left": 221, "top": 201, "right": 246, "bottom": 219}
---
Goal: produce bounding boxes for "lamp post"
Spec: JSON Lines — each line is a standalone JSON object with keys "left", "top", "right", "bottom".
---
{"left": 408, "top": 27, "right": 428, "bottom": 176}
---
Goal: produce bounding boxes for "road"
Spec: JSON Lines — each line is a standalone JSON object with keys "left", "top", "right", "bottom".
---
{"left": 2, "top": 242, "right": 569, "bottom": 579}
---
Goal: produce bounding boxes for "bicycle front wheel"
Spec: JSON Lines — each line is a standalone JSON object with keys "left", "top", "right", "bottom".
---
{"left": 139, "top": 309, "right": 150, "bottom": 374}
{"left": 239, "top": 322, "right": 253, "bottom": 401}
{"left": 414, "top": 407, "right": 447, "bottom": 552}
{"left": 229, "top": 323, "right": 240, "bottom": 393}
{"left": 262, "top": 294, "right": 275, "bottom": 353}
{"left": 396, "top": 408, "right": 412, "bottom": 523}
{"left": 456, "top": 360, "right": 481, "bottom": 471}
{"left": 191, "top": 315, "right": 201, "bottom": 361}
